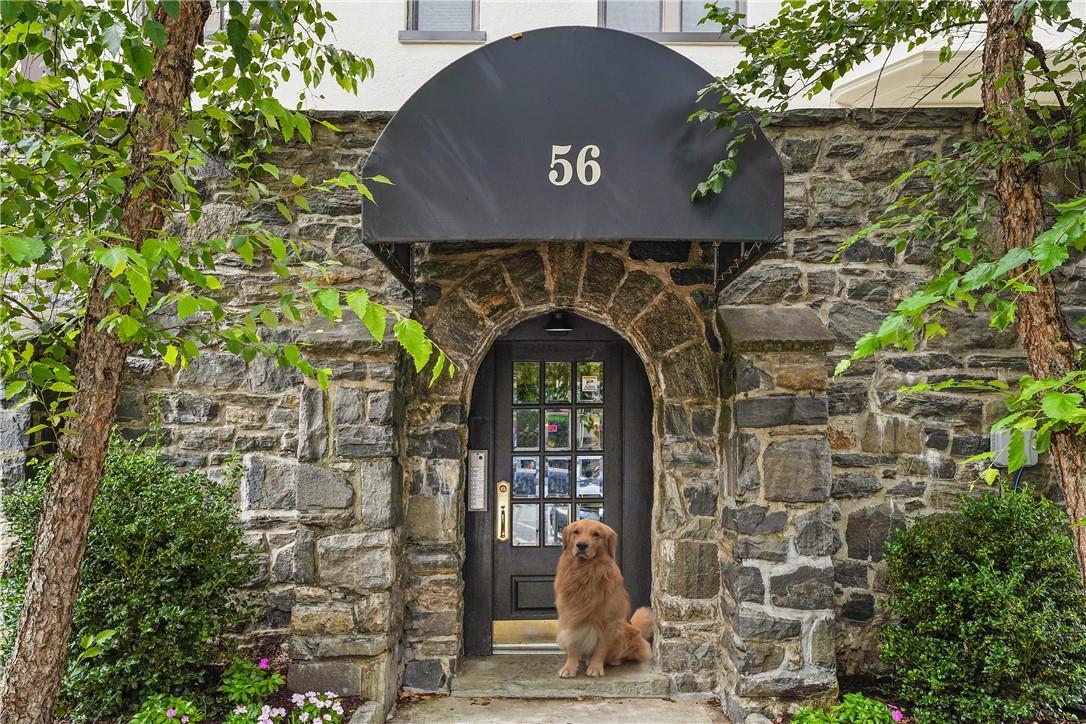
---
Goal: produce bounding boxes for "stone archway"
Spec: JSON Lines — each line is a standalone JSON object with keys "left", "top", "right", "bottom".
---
{"left": 397, "top": 241, "right": 726, "bottom": 694}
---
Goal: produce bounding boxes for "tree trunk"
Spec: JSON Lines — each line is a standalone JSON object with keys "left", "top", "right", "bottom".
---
{"left": 982, "top": 0, "right": 1086, "bottom": 587}
{"left": 0, "top": 3, "right": 210, "bottom": 721}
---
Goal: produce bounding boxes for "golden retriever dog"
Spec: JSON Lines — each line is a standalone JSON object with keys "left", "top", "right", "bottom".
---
{"left": 554, "top": 519, "right": 654, "bottom": 678}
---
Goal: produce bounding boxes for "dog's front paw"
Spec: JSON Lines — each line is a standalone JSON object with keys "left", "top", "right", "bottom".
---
{"left": 585, "top": 662, "right": 605, "bottom": 677}
{"left": 559, "top": 663, "right": 578, "bottom": 678}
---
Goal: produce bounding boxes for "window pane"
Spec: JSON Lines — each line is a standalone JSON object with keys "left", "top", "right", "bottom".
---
{"left": 544, "top": 503, "right": 570, "bottom": 546}
{"left": 681, "top": 0, "right": 730, "bottom": 32}
{"left": 577, "top": 409, "right": 603, "bottom": 450}
{"left": 545, "top": 362, "right": 572, "bottom": 403}
{"left": 513, "top": 409, "right": 540, "bottom": 451}
{"left": 513, "top": 361, "right": 540, "bottom": 404}
{"left": 512, "top": 456, "right": 539, "bottom": 498}
{"left": 577, "top": 362, "right": 603, "bottom": 403}
{"left": 604, "top": 0, "right": 661, "bottom": 32}
{"left": 512, "top": 504, "right": 539, "bottom": 546}
{"left": 545, "top": 408, "right": 571, "bottom": 451}
{"left": 544, "top": 456, "right": 572, "bottom": 498}
{"left": 417, "top": 0, "right": 473, "bottom": 31}
{"left": 577, "top": 502, "right": 604, "bottom": 522}
{"left": 576, "top": 456, "right": 603, "bottom": 498}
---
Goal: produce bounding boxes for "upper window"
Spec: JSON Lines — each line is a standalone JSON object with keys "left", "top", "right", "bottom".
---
{"left": 401, "top": 0, "right": 486, "bottom": 42}
{"left": 600, "top": 0, "right": 741, "bottom": 39}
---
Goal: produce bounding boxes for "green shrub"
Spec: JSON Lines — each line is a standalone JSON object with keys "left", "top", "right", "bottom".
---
{"left": 882, "top": 488, "right": 1086, "bottom": 722}
{"left": 792, "top": 693, "right": 899, "bottom": 723}
{"left": 0, "top": 436, "right": 258, "bottom": 719}
{"left": 129, "top": 694, "right": 204, "bottom": 724}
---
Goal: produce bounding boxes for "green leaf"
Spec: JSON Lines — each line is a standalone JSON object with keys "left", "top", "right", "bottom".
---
{"left": 4, "top": 380, "right": 27, "bottom": 399}
{"left": 394, "top": 317, "right": 432, "bottom": 372}
{"left": 144, "top": 18, "right": 167, "bottom": 49}
{"left": 94, "top": 247, "right": 129, "bottom": 277}
{"left": 313, "top": 288, "right": 341, "bottom": 320}
{"left": 124, "top": 267, "right": 151, "bottom": 309}
{"left": 177, "top": 296, "right": 198, "bottom": 320}
{"left": 1040, "top": 391, "right": 1082, "bottom": 422}
{"left": 1, "top": 235, "right": 46, "bottom": 263}
{"left": 123, "top": 39, "right": 155, "bottom": 79}
{"left": 162, "top": 0, "right": 180, "bottom": 20}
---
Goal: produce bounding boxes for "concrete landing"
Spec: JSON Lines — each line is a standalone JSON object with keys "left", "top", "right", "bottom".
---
{"left": 389, "top": 697, "right": 730, "bottom": 723}
{"left": 451, "top": 655, "right": 671, "bottom": 699}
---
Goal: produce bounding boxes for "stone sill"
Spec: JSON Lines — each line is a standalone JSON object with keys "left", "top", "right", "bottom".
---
{"left": 718, "top": 305, "right": 836, "bottom": 353}
{"left": 398, "top": 30, "right": 487, "bottom": 44}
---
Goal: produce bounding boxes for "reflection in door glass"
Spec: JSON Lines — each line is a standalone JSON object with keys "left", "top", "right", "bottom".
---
{"left": 545, "top": 409, "right": 571, "bottom": 450}
{"left": 577, "top": 361, "right": 603, "bottom": 403}
{"left": 577, "top": 409, "right": 603, "bottom": 450}
{"left": 544, "top": 503, "right": 570, "bottom": 545}
{"left": 513, "top": 409, "right": 540, "bottom": 450}
{"left": 544, "top": 456, "right": 571, "bottom": 497}
{"left": 512, "top": 504, "right": 539, "bottom": 546}
{"left": 513, "top": 361, "right": 540, "bottom": 404}
{"left": 512, "top": 456, "right": 539, "bottom": 497}
{"left": 576, "top": 456, "right": 603, "bottom": 498}
{"left": 545, "top": 362, "right": 572, "bottom": 403}
{"left": 577, "top": 502, "right": 603, "bottom": 522}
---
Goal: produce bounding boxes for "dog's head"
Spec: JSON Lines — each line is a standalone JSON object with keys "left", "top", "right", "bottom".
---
{"left": 562, "top": 519, "right": 617, "bottom": 561}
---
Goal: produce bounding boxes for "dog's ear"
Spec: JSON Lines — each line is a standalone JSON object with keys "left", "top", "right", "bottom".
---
{"left": 562, "top": 524, "right": 573, "bottom": 552}
{"left": 605, "top": 526, "right": 617, "bottom": 559}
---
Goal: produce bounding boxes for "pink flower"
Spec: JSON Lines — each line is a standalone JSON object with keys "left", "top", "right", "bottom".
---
{"left": 166, "top": 709, "right": 176, "bottom": 719}
{"left": 181, "top": 718, "right": 189, "bottom": 724}
{"left": 891, "top": 707, "right": 904, "bottom": 722}
{"left": 299, "top": 714, "right": 310, "bottom": 723}
{"left": 292, "top": 693, "right": 305, "bottom": 706}
{"left": 258, "top": 657, "right": 270, "bottom": 670}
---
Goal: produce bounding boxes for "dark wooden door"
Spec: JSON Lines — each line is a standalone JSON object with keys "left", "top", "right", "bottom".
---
{"left": 464, "top": 314, "right": 652, "bottom": 655}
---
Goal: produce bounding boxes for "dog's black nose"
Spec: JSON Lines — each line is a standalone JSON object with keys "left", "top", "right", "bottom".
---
{"left": 576, "top": 542, "right": 588, "bottom": 551}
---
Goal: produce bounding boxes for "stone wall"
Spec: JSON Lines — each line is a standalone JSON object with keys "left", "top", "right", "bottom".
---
{"left": 1, "top": 107, "right": 1082, "bottom": 722}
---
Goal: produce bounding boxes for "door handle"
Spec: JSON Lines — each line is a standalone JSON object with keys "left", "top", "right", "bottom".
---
{"left": 496, "top": 479, "right": 511, "bottom": 542}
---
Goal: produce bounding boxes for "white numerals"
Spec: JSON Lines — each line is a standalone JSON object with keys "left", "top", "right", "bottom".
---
{"left": 548, "top": 144, "right": 601, "bottom": 187}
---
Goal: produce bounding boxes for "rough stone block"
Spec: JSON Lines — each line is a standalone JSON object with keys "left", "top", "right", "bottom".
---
{"left": 244, "top": 456, "right": 296, "bottom": 509}
{"left": 809, "top": 617, "right": 836, "bottom": 669}
{"left": 735, "top": 396, "right": 828, "bottom": 427}
{"left": 769, "top": 566, "right": 834, "bottom": 610}
{"left": 845, "top": 505, "right": 905, "bottom": 562}
{"left": 360, "top": 458, "right": 403, "bottom": 529}
{"left": 841, "top": 593, "right": 875, "bottom": 621}
{"left": 291, "top": 603, "right": 355, "bottom": 635}
{"left": 665, "top": 541, "right": 720, "bottom": 599}
{"left": 794, "top": 507, "right": 841, "bottom": 556}
{"left": 317, "top": 532, "right": 394, "bottom": 592}
{"left": 762, "top": 439, "right": 831, "bottom": 503}
{"left": 297, "top": 386, "right": 326, "bottom": 462}
{"left": 719, "top": 306, "right": 835, "bottom": 354}
{"left": 288, "top": 661, "right": 362, "bottom": 697}
{"left": 830, "top": 471, "right": 882, "bottom": 499}
{"left": 403, "top": 660, "right": 447, "bottom": 691}
{"left": 291, "top": 634, "right": 388, "bottom": 660}
{"left": 735, "top": 611, "right": 802, "bottom": 640}
{"left": 296, "top": 464, "right": 353, "bottom": 510}
{"left": 336, "top": 425, "right": 395, "bottom": 458}
{"left": 333, "top": 387, "right": 367, "bottom": 425}
{"left": 857, "top": 413, "right": 922, "bottom": 454}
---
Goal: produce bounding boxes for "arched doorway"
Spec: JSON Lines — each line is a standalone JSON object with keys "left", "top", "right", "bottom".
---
{"left": 462, "top": 313, "right": 652, "bottom": 655}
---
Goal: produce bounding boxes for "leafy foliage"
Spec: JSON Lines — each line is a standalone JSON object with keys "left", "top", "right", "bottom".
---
{"left": 696, "top": 0, "right": 1086, "bottom": 476}
{"left": 130, "top": 694, "right": 205, "bottom": 724}
{"left": 219, "top": 658, "right": 285, "bottom": 708}
{"left": 0, "top": 0, "right": 449, "bottom": 446}
{"left": 792, "top": 693, "right": 900, "bottom": 724}
{"left": 882, "top": 488, "right": 1086, "bottom": 722}
{"left": 0, "top": 436, "right": 258, "bottom": 718}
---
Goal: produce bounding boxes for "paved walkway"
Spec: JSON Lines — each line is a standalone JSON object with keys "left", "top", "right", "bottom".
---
{"left": 388, "top": 696, "right": 731, "bottom": 723}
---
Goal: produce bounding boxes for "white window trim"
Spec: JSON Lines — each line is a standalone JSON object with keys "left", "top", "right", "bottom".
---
{"left": 598, "top": 0, "right": 745, "bottom": 43}
{"left": 400, "top": 0, "right": 486, "bottom": 44}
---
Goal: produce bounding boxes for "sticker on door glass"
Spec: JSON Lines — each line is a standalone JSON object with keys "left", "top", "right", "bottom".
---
{"left": 513, "top": 361, "right": 540, "bottom": 404}
{"left": 576, "top": 456, "right": 603, "bottom": 498}
{"left": 577, "top": 362, "right": 603, "bottom": 403}
{"left": 545, "top": 362, "right": 571, "bottom": 403}
{"left": 577, "top": 502, "right": 603, "bottom": 522}
{"left": 577, "top": 409, "right": 603, "bottom": 450}
{"left": 513, "top": 409, "right": 540, "bottom": 451}
{"left": 512, "top": 504, "right": 539, "bottom": 546}
{"left": 544, "top": 503, "right": 570, "bottom": 546}
{"left": 512, "top": 456, "right": 539, "bottom": 498}
{"left": 544, "top": 456, "right": 571, "bottom": 498}
{"left": 544, "top": 409, "right": 571, "bottom": 450}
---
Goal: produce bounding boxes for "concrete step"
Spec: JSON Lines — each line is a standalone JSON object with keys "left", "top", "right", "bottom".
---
{"left": 451, "top": 655, "right": 672, "bottom": 699}
{"left": 390, "top": 697, "right": 730, "bottom": 723}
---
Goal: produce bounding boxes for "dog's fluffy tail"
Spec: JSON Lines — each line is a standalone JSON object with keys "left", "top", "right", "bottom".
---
{"left": 630, "top": 606, "right": 655, "bottom": 640}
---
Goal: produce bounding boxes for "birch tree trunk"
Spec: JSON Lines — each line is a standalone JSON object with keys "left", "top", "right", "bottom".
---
{"left": 0, "top": 3, "right": 210, "bottom": 720}
{"left": 982, "top": 0, "right": 1086, "bottom": 587}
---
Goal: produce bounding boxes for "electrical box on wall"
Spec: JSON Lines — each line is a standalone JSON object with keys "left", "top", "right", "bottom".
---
{"left": 990, "top": 428, "right": 1038, "bottom": 468}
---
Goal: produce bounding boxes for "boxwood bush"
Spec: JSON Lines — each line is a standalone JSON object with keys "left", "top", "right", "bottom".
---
{"left": 882, "top": 487, "right": 1086, "bottom": 722}
{"left": 0, "top": 436, "right": 258, "bottom": 719}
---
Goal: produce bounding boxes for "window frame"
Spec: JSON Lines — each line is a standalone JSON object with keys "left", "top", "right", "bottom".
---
{"left": 597, "top": 0, "right": 744, "bottom": 43}
{"left": 400, "top": 0, "right": 487, "bottom": 43}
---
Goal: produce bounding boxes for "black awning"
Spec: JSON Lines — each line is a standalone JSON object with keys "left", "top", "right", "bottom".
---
{"left": 360, "top": 25, "right": 784, "bottom": 290}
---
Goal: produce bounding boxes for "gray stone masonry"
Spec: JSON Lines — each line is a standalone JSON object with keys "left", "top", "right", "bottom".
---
{"left": 719, "top": 305, "right": 839, "bottom": 722}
